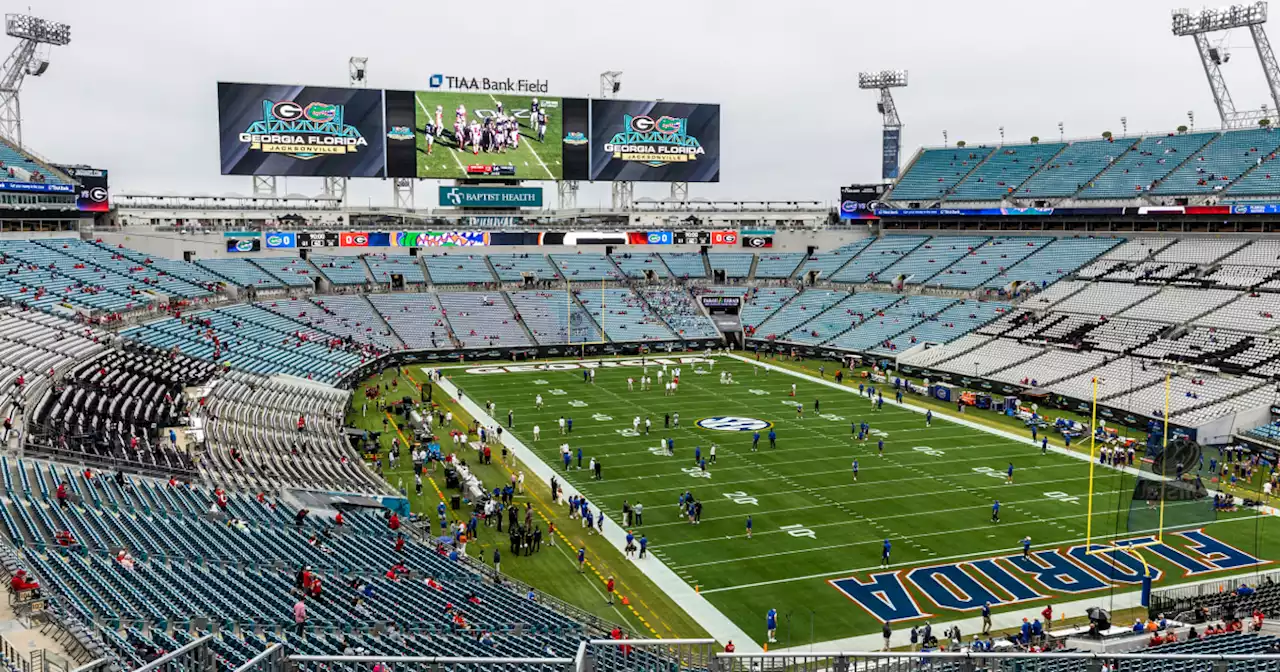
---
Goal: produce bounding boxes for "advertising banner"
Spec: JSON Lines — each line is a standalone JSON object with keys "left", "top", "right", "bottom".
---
{"left": 840, "top": 185, "right": 885, "bottom": 220}
{"left": 438, "top": 186, "right": 543, "bottom": 208}
{"left": 384, "top": 89, "right": 563, "bottom": 180}
{"left": 710, "top": 230, "right": 738, "bottom": 245}
{"left": 561, "top": 97, "right": 591, "bottom": 181}
{"left": 882, "top": 128, "right": 901, "bottom": 180}
{"left": 226, "top": 237, "right": 261, "bottom": 253}
{"left": 588, "top": 99, "right": 720, "bottom": 182}
{"left": 218, "top": 82, "right": 386, "bottom": 177}
{"left": 0, "top": 181, "right": 75, "bottom": 194}
{"left": 264, "top": 232, "right": 297, "bottom": 249}
{"left": 54, "top": 165, "right": 110, "bottom": 212}
{"left": 742, "top": 235, "right": 774, "bottom": 249}
{"left": 392, "top": 231, "right": 487, "bottom": 247}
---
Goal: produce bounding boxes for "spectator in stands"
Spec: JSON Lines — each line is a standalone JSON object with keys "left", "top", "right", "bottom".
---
{"left": 9, "top": 569, "right": 38, "bottom": 594}
{"left": 293, "top": 598, "right": 306, "bottom": 636}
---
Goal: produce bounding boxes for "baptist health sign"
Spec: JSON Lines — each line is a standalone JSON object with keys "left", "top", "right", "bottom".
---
{"left": 439, "top": 186, "right": 543, "bottom": 208}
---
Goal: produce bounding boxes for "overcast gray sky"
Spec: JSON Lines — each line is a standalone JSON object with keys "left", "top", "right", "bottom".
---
{"left": 18, "top": 0, "right": 1280, "bottom": 207}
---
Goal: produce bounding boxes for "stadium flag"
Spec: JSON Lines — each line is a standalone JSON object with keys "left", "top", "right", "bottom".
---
{"left": 892, "top": 274, "right": 908, "bottom": 290}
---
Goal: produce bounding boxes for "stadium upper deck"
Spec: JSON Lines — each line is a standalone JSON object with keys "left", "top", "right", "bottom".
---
{"left": 885, "top": 127, "right": 1280, "bottom": 205}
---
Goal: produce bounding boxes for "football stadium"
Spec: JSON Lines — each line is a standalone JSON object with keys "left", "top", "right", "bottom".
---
{"left": 7, "top": 2, "right": 1280, "bottom": 672}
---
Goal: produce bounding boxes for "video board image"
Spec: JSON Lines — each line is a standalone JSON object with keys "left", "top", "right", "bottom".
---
{"left": 589, "top": 99, "right": 720, "bottom": 182}
{"left": 217, "top": 82, "right": 387, "bottom": 177}
{"left": 394, "top": 90, "right": 564, "bottom": 180}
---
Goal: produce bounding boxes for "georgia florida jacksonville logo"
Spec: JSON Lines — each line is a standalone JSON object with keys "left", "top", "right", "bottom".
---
{"left": 239, "top": 100, "right": 368, "bottom": 160}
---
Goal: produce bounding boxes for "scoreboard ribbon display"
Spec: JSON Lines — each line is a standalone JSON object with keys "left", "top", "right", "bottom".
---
{"left": 741, "top": 235, "right": 773, "bottom": 249}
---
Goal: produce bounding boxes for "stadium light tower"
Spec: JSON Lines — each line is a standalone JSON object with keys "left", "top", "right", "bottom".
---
{"left": 1173, "top": 2, "right": 1280, "bottom": 127}
{"left": 0, "top": 14, "right": 71, "bottom": 148}
{"left": 601, "top": 71, "right": 633, "bottom": 210}
{"left": 859, "top": 70, "right": 907, "bottom": 180}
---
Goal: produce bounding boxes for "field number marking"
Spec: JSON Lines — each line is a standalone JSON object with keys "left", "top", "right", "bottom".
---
{"left": 568, "top": 400, "right": 588, "bottom": 407}
{"left": 780, "top": 524, "right": 816, "bottom": 539}
{"left": 913, "top": 446, "right": 944, "bottom": 457}
{"left": 723, "top": 491, "right": 758, "bottom": 505}
{"left": 1045, "top": 491, "right": 1080, "bottom": 504}
{"left": 681, "top": 467, "right": 711, "bottom": 479}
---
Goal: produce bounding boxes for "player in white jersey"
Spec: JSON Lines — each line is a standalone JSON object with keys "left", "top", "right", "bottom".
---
{"left": 536, "top": 109, "right": 547, "bottom": 142}
{"left": 469, "top": 123, "right": 482, "bottom": 154}
{"left": 496, "top": 100, "right": 504, "bottom": 116}
{"left": 435, "top": 105, "right": 444, "bottom": 138}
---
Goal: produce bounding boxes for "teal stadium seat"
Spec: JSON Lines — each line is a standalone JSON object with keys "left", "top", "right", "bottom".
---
{"left": 1078, "top": 132, "right": 1216, "bottom": 199}
{"left": 1154, "top": 128, "right": 1280, "bottom": 196}
{"left": 948, "top": 143, "right": 1066, "bottom": 201}
{"left": 887, "top": 147, "right": 996, "bottom": 201}
{"left": 1017, "top": 136, "right": 1138, "bottom": 198}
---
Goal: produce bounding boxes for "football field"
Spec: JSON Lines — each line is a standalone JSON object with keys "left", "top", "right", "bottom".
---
{"left": 413, "top": 91, "right": 563, "bottom": 181}
{"left": 450, "top": 355, "right": 1278, "bottom": 647}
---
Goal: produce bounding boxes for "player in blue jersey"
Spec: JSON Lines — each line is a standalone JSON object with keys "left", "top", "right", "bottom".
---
{"left": 882, "top": 538, "right": 891, "bottom": 567}
{"left": 878, "top": 439, "right": 885, "bottom": 457}
{"left": 852, "top": 459, "right": 859, "bottom": 482}
{"left": 746, "top": 515, "right": 753, "bottom": 539}
{"left": 926, "top": 410, "right": 932, "bottom": 427}
{"left": 1042, "top": 437, "right": 1048, "bottom": 455}
{"left": 767, "top": 607, "right": 777, "bottom": 643}
{"left": 1006, "top": 462, "right": 1015, "bottom": 484}
{"left": 577, "top": 546, "right": 586, "bottom": 572}
{"left": 1022, "top": 536, "right": 1032, "bottom": 558}
{"left": 752, "top": 430, "right": 760, "bottom": 451}
{"left": 991, "top": 499, "right": 1001, "bottom": 523}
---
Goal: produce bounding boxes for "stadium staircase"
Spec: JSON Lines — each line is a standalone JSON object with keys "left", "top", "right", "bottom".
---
{"left": 358, "top": 295, "right": 407, "bottom": 350}
{"left": 746, "top": 255, "right": 759, "bottom": 281}
{"left": 568, "top": 291, "right": 609, "bottom": 343}
{"left": 356, "top": 257, "right": 377, "bottom": 285}
{"left": 700, "top": 253, "right": 713, "bottom": 278}
{"left": 500, "top": 292, "right": 540, "bottom": 345}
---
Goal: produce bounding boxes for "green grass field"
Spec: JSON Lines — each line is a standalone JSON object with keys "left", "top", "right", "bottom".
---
{"left": 449, "top": 354, "right": 1279, "bottom": 647}
{"left": 412, "top": 91, "right": 563, "bottom": 181}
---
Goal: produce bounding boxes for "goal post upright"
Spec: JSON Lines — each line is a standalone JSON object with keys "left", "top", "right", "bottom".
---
{"left": 1085, "top": 376, "right": 1100, "bottom": 549}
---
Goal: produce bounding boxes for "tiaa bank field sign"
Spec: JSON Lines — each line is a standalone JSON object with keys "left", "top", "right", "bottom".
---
{"left": 439, "top": 186, "right": 543, "bottom": 208}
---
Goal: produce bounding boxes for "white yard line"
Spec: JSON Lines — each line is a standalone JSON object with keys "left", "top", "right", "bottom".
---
{"left": 436, "top": 373, "right": 759, "bottom": 651}
{"left": 487, "top": 92, "right": 555, "bottom": 180}
{"left": 726, "top": 353, "right": 1280, "bottom": 651}
{"left": 415, "top": 93, "right": 467, "bottom": 172}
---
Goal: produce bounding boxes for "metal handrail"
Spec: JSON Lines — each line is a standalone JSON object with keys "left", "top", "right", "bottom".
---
{"left": 67, "top": 659, "right": 108, "bottom": 672}
{"left": 286, "top": 655, "right": 574, "bottom": 664}
{"left": 231, "top": 644, "right": 282, "bottom": 672}
{"left": 129, "top": 635, "right": 213, "bottom": 672}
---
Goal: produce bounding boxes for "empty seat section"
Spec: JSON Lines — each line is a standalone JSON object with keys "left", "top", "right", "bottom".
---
{"left": 830, "top": 236, "right": 929, "bottom": 283}
{"left": 1078, "top": 132, "right": 1215, "bottom": 199}
{"left": 423, "top": 254, "right": 497, "bottom": 285}
{"left": 948, "top": 142, "right": 1066, "bottom": 200}
{"left": 1153, "top": 128, "right": 1280, "bottom": 195}
{"left": 438, "top": 292, "right": 531, "bottom": 348}
{"left": 366, "top": 293, "right": 451, "bottom": 349}
{"left": 887, "top": 147, "right": 995, "bottom": 201}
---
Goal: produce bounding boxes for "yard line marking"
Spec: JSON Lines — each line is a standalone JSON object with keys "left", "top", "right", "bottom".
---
{"left": 695, "top": 515, "right": 1261, "bottom": 594}
{"left": 415, "top": 93, "right": 467, "bottom": 172}
{"left": 670, "top": 498, "right": 1172, "bottom": 571}
{"left": 488, "top": 92, "right": 554, "bottom": 179}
